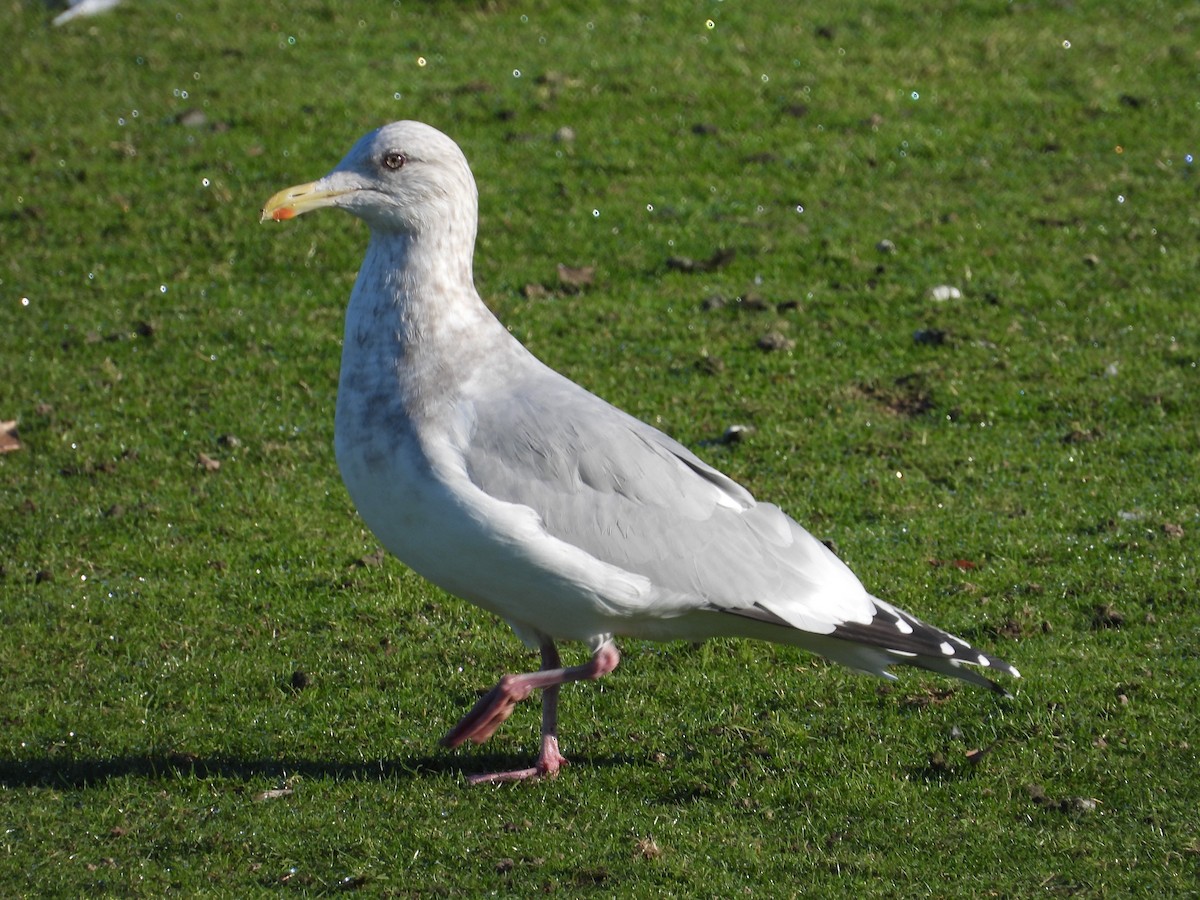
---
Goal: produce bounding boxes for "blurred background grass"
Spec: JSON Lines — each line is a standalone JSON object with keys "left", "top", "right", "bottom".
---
{"left": 1, "top": 1, "right": 1197, "bottom": 895}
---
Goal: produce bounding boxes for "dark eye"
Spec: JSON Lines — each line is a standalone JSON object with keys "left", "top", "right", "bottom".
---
{"left": 382, "top": 150, "right": 406, "bottom": 171}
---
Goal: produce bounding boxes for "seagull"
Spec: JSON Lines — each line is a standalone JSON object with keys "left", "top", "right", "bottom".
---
{"left": 51, "top": 0, "right": 123, "bottom": 26}
{"left": 261, "top": 121, "right": 1019, "bottom": 784}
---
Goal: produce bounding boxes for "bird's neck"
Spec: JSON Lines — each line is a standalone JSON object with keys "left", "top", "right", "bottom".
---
{"left": 353, "top": 229, "right": 499, "bottom": 351}
{"left": 338, "top": 228, "right": 515, "bottom": 428}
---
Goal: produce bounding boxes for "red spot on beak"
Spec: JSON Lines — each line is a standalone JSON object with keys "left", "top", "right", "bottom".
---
{"left": 271, "top": 207, "right": 296, "bottom": 221}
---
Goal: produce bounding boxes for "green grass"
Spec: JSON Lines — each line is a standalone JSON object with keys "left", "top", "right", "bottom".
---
{"left": 2, "top": 0, "right": 1198, "bottom": 894}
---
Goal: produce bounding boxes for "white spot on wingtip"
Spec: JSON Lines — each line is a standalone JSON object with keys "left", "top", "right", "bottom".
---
{"left": 977, "top": 654, "right": 990, "bottom": 667}
{"left": 939, "top": 641, "right": 955, "bottom": 656}
{"left": 894, "top": 618, "right": 913, "bottom": 634}
{"left": 1010, "top": 666, "right": 1022, "bottom": 678}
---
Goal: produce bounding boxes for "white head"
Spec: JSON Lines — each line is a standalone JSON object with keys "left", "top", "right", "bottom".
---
{"left": 261, "top": 121, "right": 479, "bottom": 239}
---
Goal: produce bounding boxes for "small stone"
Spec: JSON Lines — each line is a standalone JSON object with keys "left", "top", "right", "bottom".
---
{"left": 913, "top": 328, "right": 946, "bottom": 346}
{"left": 1083, "top": 253, "right": 1100, "bottom": 267}
{"left": 876, "top": 239, "right": 896, "bottom": 254}
{"left": 757, "top": 331, "right": 795, "bottom": 352}
{"left": 719, "top": 424, "right": 754, "bottom": 444}
{"left": 254, "top": 786, "right": 295, "bottom": 802}
{"left": 927, "top": 285, "right": 962, "bottom": 302}
{"left": 1162, "top": 522, "right": 1184, "bottom": 538}
{"left": 176, "top": 109, "right": 208, "bottom": 128}
{"left": 0, "top": 421, "right": 20, "bottom": 454}
{"left": 196, "top": 452, "right": 221, "bottom": 472}
{"left": 552, "top": 126, "right": 576, "bottom": 143}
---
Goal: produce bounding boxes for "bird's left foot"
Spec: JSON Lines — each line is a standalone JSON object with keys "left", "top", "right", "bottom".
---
{"left": 465, "top": 735, "right": 568, "bottom": 786}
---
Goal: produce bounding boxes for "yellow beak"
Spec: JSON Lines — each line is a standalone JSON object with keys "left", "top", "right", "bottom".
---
{"left": 260, "top": 180, "right": 354, "bottom": 223}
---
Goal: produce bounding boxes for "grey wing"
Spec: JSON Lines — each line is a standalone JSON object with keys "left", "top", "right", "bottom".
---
{"left": 460, "top": 368, "right": 875, "bottom": 635}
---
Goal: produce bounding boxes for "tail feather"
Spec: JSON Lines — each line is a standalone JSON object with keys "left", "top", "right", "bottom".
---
{"left": 722, "top": 594, "right": 1020, "bottom": 693}
{"left": 827, "top": 595, "right": 1020, "bottom": 692}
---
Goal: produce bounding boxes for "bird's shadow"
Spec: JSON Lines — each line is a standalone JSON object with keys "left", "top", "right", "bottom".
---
{"left": 0, "top": 748, "right": 635, "bottom": 790}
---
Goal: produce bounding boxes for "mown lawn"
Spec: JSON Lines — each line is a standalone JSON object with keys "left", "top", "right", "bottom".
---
{"left": 2, "top": 0, "right": 1197, "bottom": 895}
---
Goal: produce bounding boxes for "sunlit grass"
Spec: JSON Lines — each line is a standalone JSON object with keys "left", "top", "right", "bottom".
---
{"left": 1, "top": 0, "right": 1196, "bottom": 894}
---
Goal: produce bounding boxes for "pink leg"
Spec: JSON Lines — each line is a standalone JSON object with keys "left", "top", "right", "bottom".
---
{"left": 440, "top": 641, "right": 620, "bottom": 785}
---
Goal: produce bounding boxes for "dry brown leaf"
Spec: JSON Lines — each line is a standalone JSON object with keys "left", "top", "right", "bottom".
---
{"left": 666, "top": 247, "right": 735, "bottom": 273}
{"left": 634, "top": 836, "right": 663, "bottom": 860}
{"left": 556, "top": 262, "right": 595, "bottom": 290}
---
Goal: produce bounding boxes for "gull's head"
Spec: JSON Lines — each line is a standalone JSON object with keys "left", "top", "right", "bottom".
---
{"left": 261, "top": 121, "right": 478, "bottom": 236}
